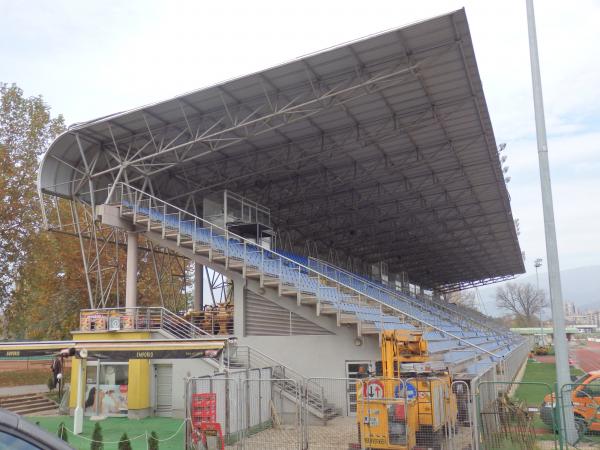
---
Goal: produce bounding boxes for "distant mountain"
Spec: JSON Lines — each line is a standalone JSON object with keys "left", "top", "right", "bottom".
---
{"left": 475, "top": 265, "right": 600, "bottom": 317}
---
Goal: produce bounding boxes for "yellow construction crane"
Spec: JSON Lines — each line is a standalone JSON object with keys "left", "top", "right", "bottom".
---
{"left": 356, "top": 330, "right": 457, "bottom": 450}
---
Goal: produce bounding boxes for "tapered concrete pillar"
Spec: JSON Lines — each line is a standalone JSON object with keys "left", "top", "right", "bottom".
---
{"left": 126, "top": 232, "right": 138, "bottom": 309}
{"left": 193, "top": 263, "right": 204, "bottom": 311}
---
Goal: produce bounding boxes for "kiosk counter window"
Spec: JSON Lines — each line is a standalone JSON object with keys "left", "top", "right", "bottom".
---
{"left": 85, "top": 362, "right": 128, "bottom": 416}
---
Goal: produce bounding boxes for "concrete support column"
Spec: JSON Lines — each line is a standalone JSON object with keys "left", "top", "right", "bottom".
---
{"left": 418, "top": 286, "right": 424, "bottom": 299}
{"left": 193, "top": 263, "right": 204, "bottom": 311}
{"left": 232, "top": 276, "right": 245, "bottom": 337}
{"left": 126, "top": 232, "right": 138, "bottom": 309}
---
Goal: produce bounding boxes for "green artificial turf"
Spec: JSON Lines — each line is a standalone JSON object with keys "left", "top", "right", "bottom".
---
{"left": 28, "top": 416, "right": 185, "bottom": 450}
{"left": 514, "top": 361, "right": 584, "bottom": 406}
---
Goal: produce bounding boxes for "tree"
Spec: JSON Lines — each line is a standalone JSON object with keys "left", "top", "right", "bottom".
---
{"left": 0, "top": 84, "right": 64, "bottom": 303}
{"left": 495, "top": 282, "right": 546, "bottom": 327}
{"left": 7, "top": 226, "right": 89, "bottom": 339}
{"left": 90, "top": 422, "right": 103, "bottom": 450}
{"left": 1, "top": 82, "right": 193, "bottom": 339}
{"left": 148, "top": 431, "right": 159, "bottom": 450}
{"left": 118, "top": 433, "right": 132, "bottom": 450}
{"left": 447, "top": 290, "right": 477, "bottom": 309}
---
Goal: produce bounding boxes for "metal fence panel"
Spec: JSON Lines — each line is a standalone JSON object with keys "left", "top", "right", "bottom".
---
{"left": 451, "top": 380, "right": 476, "bottom": 450}
{"left": 304, "top": 378, "right": 359, "bottom": 449}
{"left": 240, "top": 377, "right": 302, "bottom": 449}
{"left": 558, "top": 382, "right": 600, "bottom": 448}
{"left": 186, "top": 376, "right": 242, "bottom": 449}
{"left": 477, "top": 380, "right": 558, "bottom": 450}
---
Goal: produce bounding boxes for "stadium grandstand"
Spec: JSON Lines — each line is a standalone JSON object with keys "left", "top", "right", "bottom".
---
{"left": 36, "top": 8, "right": 529, "bottom": 448}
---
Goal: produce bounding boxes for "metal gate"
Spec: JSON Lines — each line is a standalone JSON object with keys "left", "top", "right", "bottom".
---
{"left": 304, "top": 378, "right": 359, "bottom": 449}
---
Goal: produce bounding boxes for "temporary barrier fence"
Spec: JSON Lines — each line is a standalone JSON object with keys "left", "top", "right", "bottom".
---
{"left": 185, "top": 375, "right": 481, "bottom": 449}
{"left": 476, "top": 380, "right": 559, "bottom": 450}
{"left": 558, "top": 382, "right": 600, "bottom": 449}
{"left": 185, "top": 361, "right": 573, "bottom": 449}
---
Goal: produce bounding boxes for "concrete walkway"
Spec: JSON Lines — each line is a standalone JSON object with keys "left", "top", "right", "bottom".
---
{"left": 0, "top": 384, "right": 48, "bottom": 397}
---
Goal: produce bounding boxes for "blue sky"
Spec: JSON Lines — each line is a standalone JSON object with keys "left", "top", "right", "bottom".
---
{"left": 2, "top": 0, "right": 599, "bottom": 303}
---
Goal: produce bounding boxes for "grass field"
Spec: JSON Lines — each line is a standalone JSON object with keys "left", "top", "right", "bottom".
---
{"left": 515, "top": 361, "right": 584, "bottom": 406}
{"left": 512, "top": 361, "right": 597, "bottom": 444}
{"left": 0, "top": 368, "right": 71, "bottom": 388}
{"left": 28, "top": 416, "right": 185, "bottom": 450}
{"left": 0, "top": 369, "right": 50, "bottom": 388}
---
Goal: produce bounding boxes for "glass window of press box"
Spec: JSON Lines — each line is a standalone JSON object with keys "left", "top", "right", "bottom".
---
{"left": 203, "top": 190, "right": 270, "bottom": 229}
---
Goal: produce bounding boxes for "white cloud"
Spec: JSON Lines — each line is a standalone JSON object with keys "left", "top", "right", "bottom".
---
{"left": 1, "top": 0, "right": 599, "bottom": 280}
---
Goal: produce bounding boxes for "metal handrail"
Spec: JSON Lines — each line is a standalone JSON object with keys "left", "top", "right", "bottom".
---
{"left": 228, "top": 345, "right": 327, "bottom": 409}
{"left": 309, "top": 258, "right": 456, "bottom": 322}
{"left": 111, "top": 183, "right": 505, "bottom": 358}
{"left": 79, "top": 306, "right": 211, "bottom": 337}
{"left": 308, "top": 257, "right": 512, "bottom": 339}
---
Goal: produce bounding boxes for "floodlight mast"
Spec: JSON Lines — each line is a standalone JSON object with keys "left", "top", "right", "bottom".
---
{"left": 525, "top": 0, "right": 577, "bottom": 443}
{"left": 534, "top": 258, "right": 543, "bottom": 345}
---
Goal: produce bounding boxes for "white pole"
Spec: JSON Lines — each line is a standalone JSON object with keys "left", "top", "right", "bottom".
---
{"left": 525, "top": 0, "right": 577, "bottom": 443}
{"left": 73, "top": 357, "right": 87, "bottom": 435}
{"left": 126, "top": 232, "right": 138, "bottom": 309}
{"left": 535, "top": 260, "right": 544, "bottom": 345}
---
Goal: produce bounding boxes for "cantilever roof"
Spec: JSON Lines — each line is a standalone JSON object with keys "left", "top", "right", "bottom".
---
{"left": 38, "top": 8, "right": 524, "bottom": 289}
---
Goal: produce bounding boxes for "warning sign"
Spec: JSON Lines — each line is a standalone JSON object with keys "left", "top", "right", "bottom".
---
{"left": 363, "top": 380, "right": 384, "bottom": 399}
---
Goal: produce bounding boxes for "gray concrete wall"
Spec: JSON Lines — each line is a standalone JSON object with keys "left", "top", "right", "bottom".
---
{"left": 237, "top": 277, "right": 381, "bottom": 378}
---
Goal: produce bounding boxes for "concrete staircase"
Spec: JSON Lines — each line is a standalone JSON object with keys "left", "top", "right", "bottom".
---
{"left": 223, "top": 345, "right": 338, "bottom": 421}
{"left": 0, "top": 393, "right": 58, "bottom": 415}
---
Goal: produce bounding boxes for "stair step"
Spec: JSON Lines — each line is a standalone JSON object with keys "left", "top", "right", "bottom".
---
{"left": 10, "top": 404, "right": 58, "bottom": 415}
{"left": 0, "top": 397, "right": 55, "bottom": 408}
{"left": 0, "top": 393, "right": 42, "bottom": 403}
{"left": 0, "top": 393, "right": 58, "bottom": 416}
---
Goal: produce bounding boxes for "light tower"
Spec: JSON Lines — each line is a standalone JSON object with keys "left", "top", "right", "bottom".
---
{"left": 534, "top": 258, "right": 544, "bottom": 345}
{"left": 526, "top": 0, "right": 577, "bottom": 442}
